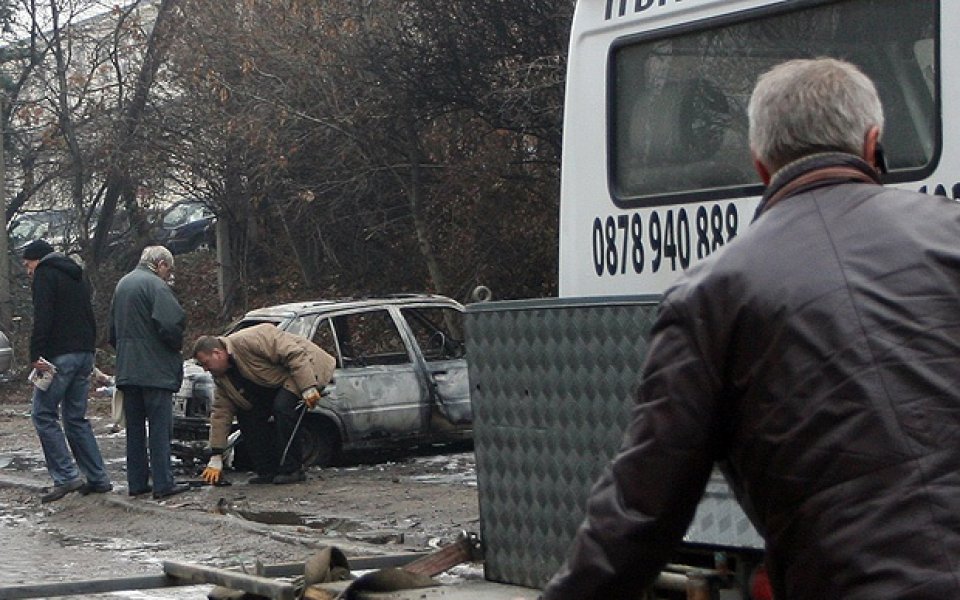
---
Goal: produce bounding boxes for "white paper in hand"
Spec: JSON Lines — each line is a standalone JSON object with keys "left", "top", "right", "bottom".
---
{"left": 28, "top": 357, "right": 58, "bottom": 391}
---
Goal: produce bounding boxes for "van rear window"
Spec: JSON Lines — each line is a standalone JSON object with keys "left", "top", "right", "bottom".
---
{"left": 611, "top": 0, "right": 937, "bottom": 205}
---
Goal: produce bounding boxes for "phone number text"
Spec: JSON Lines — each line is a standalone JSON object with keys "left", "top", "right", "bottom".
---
{"left": 592, "top": 203, "right": 739, "bottom": 277}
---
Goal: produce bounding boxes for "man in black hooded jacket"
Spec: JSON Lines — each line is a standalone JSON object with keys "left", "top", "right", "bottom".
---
{"left": 23, "top": 239, "right": 111, "bottom": 503}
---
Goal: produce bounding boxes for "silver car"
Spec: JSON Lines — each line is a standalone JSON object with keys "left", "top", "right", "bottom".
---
{"left": 173, "top": 295, "right": 472, "bottom": 467}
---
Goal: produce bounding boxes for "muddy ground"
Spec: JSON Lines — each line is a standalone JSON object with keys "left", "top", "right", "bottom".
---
{"left": 0, "top": 378, "right": 483, "bottom": 585}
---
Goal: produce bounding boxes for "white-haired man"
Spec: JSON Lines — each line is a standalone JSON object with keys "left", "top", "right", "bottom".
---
{"left": 542, "top": 58, "right": 960, "bottom": 599}
{"left": 109, "top": 246, "right": 189, "bottom": 500}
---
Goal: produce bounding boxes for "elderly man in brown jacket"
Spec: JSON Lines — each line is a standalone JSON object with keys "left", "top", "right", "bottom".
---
{"left": 192, "top": 324, "right": 336, "bottom": 485}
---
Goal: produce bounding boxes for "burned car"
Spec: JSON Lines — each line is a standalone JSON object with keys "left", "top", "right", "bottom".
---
{"left": 173, "top": 295, "right": 472, "bottom": 467}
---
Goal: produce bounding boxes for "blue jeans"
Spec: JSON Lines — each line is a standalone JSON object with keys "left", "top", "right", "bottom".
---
{"left": 122, "top": 386, "right": 175, "bottom": 494}
{"left": 31, "top": 351, "right": 110, "bottom": 487}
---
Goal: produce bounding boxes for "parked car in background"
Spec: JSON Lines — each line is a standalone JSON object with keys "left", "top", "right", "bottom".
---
{"left": 8, "top": 210, "right": 72, "bottom": 253}
{"left": 154, "top": 200, "right": 216, "bottom": 255}
{"left": 0, "top": 331, "right": 12, "bottom": 374}
{"left": 172, "top": 294, "right": 472, "bottom": 468}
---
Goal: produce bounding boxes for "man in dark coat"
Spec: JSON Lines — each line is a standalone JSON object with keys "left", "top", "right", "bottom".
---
{"left": 23, "top": 239, "right": 112, "bottom": 503}
{"left": 542, "top": 59, "right": 960, "bottom": 599}
{"left": 109, "top": 245, "right": 189, "bottom": 500}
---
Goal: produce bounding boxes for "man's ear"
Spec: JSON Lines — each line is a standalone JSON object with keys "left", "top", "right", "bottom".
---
{"left": 752, "top": 155, "right": 772, "bottom": 186}
{"left": 862, "top": 126, "right": 881, "bottom": 170}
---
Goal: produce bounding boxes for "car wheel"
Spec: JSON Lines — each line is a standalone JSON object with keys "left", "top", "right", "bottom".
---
{"left": 301, "top": 417, "right": 340, "bottom": 468}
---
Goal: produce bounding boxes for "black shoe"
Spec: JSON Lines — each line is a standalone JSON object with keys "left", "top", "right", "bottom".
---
{"left": 79, "top": 482, "right": 113, "bottom": 495}
{"left": 152, "top": 483, "right": 191, "bottom": 500}
{"left": 248, "top": 474, "right": 277, "bottom": 485}
{"left": 128, "top": 486, "right": 152, "bottom": 497}
{"left": 41, "top": 478, "right": 84, "bottom": 503}
{"left": 273, "top": 471, "right": 306, "bottom": 485}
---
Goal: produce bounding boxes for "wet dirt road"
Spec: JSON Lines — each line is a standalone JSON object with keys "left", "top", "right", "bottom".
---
{"left": 0, "top": 399, "right": 483, "bottom": 598}
{"left": 0, "top": 485, "right": 212, "bottom": 598}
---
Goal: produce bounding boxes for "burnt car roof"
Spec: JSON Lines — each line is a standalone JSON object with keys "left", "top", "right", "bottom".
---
{"left": 240, "top": 294, "right": 464, "bottom": 320}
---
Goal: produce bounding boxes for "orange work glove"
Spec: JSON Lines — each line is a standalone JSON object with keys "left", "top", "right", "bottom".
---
{"left": 301, "top": 386, "right": 321, "bottom": 409}
{"left": 201, "top": 455, "right": 223, "bottom": 484}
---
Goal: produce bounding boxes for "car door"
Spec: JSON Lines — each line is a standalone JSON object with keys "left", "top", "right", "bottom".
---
{"left": 399, "top": 305, "right": 472, "bottom": 426}
{"left": 310, "top": 308, "right": 427, "bottom": 441}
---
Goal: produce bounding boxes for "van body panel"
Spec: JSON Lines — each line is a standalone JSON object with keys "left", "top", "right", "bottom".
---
{"left": 560, "top": 0, "right": 943, "bottom": 297}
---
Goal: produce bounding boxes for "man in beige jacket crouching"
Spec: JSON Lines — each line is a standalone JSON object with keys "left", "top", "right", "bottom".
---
{"left": 192, "top": 324, "right": 335, "bottom": 485}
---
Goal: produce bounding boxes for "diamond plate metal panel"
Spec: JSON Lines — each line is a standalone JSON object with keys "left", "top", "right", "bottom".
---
{"left": 465, "top": 297, "right": 763, "bottom": 589}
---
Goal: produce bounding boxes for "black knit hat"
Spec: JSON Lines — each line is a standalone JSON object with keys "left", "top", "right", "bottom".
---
{"left": 22, "top": 239, "right": 54, "bottom": 260}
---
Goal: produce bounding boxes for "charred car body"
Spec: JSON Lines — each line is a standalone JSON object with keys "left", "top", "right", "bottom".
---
{"left": 172, "top": 295, "right": 472, "bottom": 467}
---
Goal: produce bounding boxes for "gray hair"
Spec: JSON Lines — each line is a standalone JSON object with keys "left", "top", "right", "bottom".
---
{"left": 748, "top": 58, "right": 884, "bottom": 171}
{"left": 139, "top": 245, "right": 174, "bottom": 269}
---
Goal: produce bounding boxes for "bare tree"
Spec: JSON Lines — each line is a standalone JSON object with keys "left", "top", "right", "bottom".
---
{"left": 162, "top": 0, "right": 572, "bottom": 316}
{"left": 90, "top": 0, "right": 180, "bottom": 267}
{"left": 3, "top": 1, "right": 175, "bottom": 271}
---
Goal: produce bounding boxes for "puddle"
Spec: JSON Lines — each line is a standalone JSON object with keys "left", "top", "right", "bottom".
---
{"left": 408, "top": 453, "right": 477, "bottom": 486}
{"left": 233, "top": 509, "right": 364, "bottom": 534}
{"left": 229, "top": 510, "right": 450, "bottom": 547}
{"left": 410, "top": 472, "right": 477, "bottom": 486}
{"left": 58, "top": 531, "right": 170, "bottom": 553}
{"left": 229, "top": 510, "right": 415, "bottom": 545}
{"left": 0, "top": 452, "right": 46, "bottom": 472}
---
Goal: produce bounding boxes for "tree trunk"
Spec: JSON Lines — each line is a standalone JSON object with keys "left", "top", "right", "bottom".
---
{"left": 276, "top": 203, "right": 314, "bottom": 287}
{"left": 402, "top": 123, "right": 449, "bottom": 296}
{"left": 49, "top": 0, "right": 87, "bottom": 227}
{"left": 91, "top": 0, "right": 180, "bottom": 267}
{"left": 217, "top": 159, "right": 246, "bottom": 318}
{"left": 0, "top": 94, "right": 9, "bottom": 332}
{"left": 3, "top": 2, "right": 45, "bottom": 224}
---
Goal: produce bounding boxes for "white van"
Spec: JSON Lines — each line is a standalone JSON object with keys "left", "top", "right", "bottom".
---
{"left": 560, "top": 0, "right": 940, "bottom": 297}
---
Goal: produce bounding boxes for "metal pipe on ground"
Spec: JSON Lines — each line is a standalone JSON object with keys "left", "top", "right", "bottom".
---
{"left": 0, "top": 553, "right": 430, "bottom": 599}
{"left": 262, "top": 552, "right": 428, "bottom": 578}
{"left": 163, "top": 560, "right": 297, "bottom": 600}
{"left": 0, "top": 575, "right": 183, "bottom": 599}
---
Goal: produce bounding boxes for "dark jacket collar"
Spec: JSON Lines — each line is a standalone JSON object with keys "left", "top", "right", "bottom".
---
{"left": 36, "top": 252, "right": 83, "bottom": 281}
{"left": 753, "top": 152, "right": 882, "bottom": 221}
